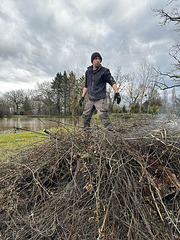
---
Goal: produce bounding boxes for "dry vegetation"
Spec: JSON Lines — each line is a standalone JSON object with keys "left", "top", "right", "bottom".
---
{"left": 1, "top": 115, "right": 180, "bottom": 240}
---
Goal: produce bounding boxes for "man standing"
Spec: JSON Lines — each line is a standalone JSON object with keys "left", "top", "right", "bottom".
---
{"left": 79, "top": 52, "right": 121, "bottom": 130}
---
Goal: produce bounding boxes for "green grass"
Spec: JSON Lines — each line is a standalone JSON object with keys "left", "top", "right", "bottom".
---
{"left": 0, "top": 131, "right": 47, "bottom": 161}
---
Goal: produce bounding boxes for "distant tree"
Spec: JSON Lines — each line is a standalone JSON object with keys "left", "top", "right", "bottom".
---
{"left": 114, "top": 67, "right": 128, "bottom": 93}
{"left": 51, "top": 72, "right": 64, "bottom": 115}
{"left": 0, "top": 97, "right": 11, "bottom": 117}
{"left": 122, "top": 105, "right": 127, "bottom": 113}
{"left": 142, "top": 90, "right": 162, "bottom": 114}
{"left": 21, "top": 95, "right": 32, "bottom": 115}
{"left": 35, "top": 81, "right": 54, "bottom": 115}
{"left": 138, "top": 62, "right": 158, "bottom": 113}
{"left": 0, "top": 99, "right": 3, "bottom": 118}
{"left": 3, "top": 90, "right": 24, "bottom": 115}
{"left": 130, "top": 102, "right": 140, "bottom": 113}
{"left": 107, "top": 67, "right": 128, "bottom": 113}
{"left": 62, "top": 71, "right": 71, "bottom": 115}
{"left": 51, "top": 71, "right": 84, "bottom": 116}
{"left": 146, "top": 75, "right": 160, "bottom": 114}
{"left": 125, "top": 73, "right": 141, "bottom": 112}
{"left": 69, "top": 72, "right": 78, "bottom": 125}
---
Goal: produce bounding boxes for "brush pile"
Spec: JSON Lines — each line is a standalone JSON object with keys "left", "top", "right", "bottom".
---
{"left": 1, "top": 115, "right": 180, "bottom": 240}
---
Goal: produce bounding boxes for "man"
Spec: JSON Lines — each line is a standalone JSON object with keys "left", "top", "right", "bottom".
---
{"left": 79, "top": 52, "right": 121, "bottom": 130}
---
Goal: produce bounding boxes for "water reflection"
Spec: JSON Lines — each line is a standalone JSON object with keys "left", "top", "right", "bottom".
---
{"left": 0, "top": 117, "right": 74, "bottom": 134}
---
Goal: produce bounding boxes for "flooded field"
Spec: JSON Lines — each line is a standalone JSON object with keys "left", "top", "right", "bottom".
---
{"left": 0, "top": 117, "right": 74, "bottom": 134}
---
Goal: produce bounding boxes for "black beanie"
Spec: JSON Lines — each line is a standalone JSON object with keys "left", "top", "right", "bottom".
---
{"left": 91, "top": 52, "right": 102, "bottom": 63}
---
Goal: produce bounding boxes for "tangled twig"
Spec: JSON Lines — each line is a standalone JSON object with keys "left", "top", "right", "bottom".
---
{"left": 1, "top": 115, "right": 180, "bottom": 239}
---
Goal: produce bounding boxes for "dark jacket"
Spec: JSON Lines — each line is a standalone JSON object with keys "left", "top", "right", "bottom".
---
{"left": 85, "top": 65, "right": 116, "bottom": 101}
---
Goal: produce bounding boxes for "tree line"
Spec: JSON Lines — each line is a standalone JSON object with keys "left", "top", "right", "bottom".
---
{"left": 0, "top": 71, "right": 84, "bottom": 117}
{"left": 0, "top": 63, "right": 180, "bottom": 118}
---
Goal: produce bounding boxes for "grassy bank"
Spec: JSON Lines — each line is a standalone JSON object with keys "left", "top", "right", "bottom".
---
{"left": 0, "top": 131, "right": 47, "bottom": 161}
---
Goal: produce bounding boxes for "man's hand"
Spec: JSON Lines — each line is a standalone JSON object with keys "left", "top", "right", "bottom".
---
{"left": 114, "top": 93, "right": 121, "bottom": 104}
{"left": 79, "top": 97, "right": 84, "bottom": 106}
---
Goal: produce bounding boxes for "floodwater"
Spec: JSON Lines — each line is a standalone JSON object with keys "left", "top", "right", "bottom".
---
{"left": 0, "top": 117, "right": 75, "bottom": 134}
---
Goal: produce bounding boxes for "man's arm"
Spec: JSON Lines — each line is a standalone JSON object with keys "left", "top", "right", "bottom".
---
{"left": 82, "top": 87, "right": 88, "bottom": 97}
{"left": 112, "top": 84, "right": 119, "bottom": 93}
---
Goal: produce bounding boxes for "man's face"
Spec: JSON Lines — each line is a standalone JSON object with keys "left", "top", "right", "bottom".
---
{"left": 93, "top": 57, "right": 101, "bottom": 69}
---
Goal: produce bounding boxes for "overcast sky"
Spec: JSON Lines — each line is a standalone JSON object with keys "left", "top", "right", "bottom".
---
{"left": 0, "top": 0, "right": 178, "bottom": 94}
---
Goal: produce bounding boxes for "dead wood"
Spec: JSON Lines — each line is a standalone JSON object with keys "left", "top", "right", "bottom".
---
{"left": 1, "top": 115, "right": 180, "bottom": 239}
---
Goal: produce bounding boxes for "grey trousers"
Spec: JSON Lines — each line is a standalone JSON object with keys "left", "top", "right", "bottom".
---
{"left": 82, "top": 98, "right": 112, "bottom": 129}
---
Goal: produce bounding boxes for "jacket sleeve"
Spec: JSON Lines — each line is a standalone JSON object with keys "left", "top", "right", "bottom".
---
{"left": 104, "top": 68, "right": 116, "bottom": 86}
{"left": 85, "top": 70, "right": 88, "bottom": 88}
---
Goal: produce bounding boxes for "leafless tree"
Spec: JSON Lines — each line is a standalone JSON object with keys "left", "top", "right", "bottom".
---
{"left": 35, "top": 81, "right": 55, "bottom": 115}
{"left": 107, "top": 67, "right": 129, "bottom": 112}
{"left": 154, "top": 0, "right": 180, "bottom": 89}
{"left": 138, "top": 62, "right": 153, "bottom": 113}
{"left": 125, "top": 73, "right": 141, "bottom": 112}
{"left": 138, "top": 62, "right": 160, "bottom": 113}
{"left": 3, "top": 90, "right": 25, "bottom": 114}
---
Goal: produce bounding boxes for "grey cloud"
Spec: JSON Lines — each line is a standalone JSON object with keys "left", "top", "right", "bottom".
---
{"left": 0, "top": 0, "right": 178, "bottom": 93}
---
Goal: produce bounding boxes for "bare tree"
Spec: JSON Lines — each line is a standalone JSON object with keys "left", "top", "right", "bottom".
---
{"left": 155, "top": 0, "right": 180, "bottom": 89}
{"left": 146, "top": 84, "right": 160, "bottom": 114}
{"left": 3, "top": 90, "right": 25, "bottom": 114}
{"left": 107, "top": 67, "right": 128, "bottom": 112}
{"left": 138, "top": 62, "right": 153, "bottom": 113}
{"left": 138, "top": 62, "right": 160, "bottom": 113}
{"left": 114, "top": 67, "right": 128, "bottom": 92}
{"left": 35, "top": 81, "right": 55, "bottom": 115}
{"left": 125, "top": 73, "right": 141, "bottom": 112}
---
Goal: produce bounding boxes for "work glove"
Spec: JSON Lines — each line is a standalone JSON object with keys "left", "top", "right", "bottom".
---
{"left": 114, "top": 93, "right": 121, "bottom": 104}
{"left": 79, "top": 97, "right": 84, "bottom": 106}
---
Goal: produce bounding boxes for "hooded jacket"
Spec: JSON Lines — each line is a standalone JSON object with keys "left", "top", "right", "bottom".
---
{"left": 85, "top": 65, "right": 116, "bottom": 101}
